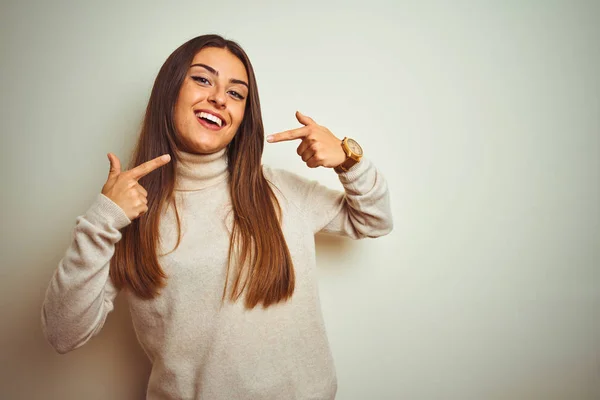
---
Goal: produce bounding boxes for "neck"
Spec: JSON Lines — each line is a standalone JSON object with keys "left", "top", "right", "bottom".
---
{"left": 175, "top": 147, "right": 229, "bottom": 191}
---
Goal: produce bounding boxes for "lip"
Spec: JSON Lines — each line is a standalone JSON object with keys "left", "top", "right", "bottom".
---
{"left": 194, "top": 109, "right": 227, "bottom": 128}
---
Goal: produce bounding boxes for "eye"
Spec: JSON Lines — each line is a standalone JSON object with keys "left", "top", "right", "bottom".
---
{"left": 228, "top": 90, "right": 245, "bottom": 100}
{"left": 191, "top": 76, "right": 210, "bottom": 85}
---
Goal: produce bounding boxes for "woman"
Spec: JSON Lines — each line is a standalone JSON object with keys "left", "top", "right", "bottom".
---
{"left": 41, "top": 34, "right": 393, "bottom": 400}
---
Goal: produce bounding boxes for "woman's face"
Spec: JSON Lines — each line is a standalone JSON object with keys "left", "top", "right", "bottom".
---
{"left": 174, "top": 47, "right": 249, "bottom": 154}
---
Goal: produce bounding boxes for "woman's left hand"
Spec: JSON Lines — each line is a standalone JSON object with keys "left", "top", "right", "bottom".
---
{"left": 267, "top": 111, "right": 347, "bottom": 168}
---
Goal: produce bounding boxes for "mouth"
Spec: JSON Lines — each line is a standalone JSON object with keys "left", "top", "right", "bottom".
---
{"left": 194, "top": 110, "right": 226, "bottom": 130}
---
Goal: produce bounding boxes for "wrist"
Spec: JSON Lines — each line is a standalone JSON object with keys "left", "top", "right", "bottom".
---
{"left": 334, "top": 137, "right": 364, "bottom": 173}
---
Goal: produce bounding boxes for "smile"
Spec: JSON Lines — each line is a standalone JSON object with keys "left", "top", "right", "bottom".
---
{"left": 194, "top": 110, "right": 225, "bottom": 129}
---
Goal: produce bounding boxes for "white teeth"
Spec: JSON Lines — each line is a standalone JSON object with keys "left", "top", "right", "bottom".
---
{"left": 195, "top": 111, "right": 222, "bottom": 127}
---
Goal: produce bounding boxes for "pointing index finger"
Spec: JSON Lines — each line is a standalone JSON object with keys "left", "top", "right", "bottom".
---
{"left": 128, "top": 154, "right": 171, "bottom": 180}
{"left": 267, "top": 126, "right": 309, "bottom": 143}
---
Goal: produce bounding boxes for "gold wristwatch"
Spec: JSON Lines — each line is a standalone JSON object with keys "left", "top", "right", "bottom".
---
{"left": 334, "top": 137, "right": 363, "bottom": 173}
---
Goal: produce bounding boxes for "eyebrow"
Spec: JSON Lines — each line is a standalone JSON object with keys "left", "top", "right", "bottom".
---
{"left": 190, "top": 63, "right": 249, "bottom": 89}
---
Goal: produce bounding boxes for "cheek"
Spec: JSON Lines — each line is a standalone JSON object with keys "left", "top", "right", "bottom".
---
{"left": 174, "top": 105, "right": 191, "bottom": 133}
{"left": 232, "top": 104, "right": 246, "bottom": 128}
{"left": 173, "top": 105, "right": 184, "bottom": 130}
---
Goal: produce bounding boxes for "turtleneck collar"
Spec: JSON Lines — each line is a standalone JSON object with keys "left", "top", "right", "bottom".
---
{"left": 174, "top": 147, "right": 229, "bottom": 191}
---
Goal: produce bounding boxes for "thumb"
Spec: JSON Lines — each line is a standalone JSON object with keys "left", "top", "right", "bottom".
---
{"left": 295, "top": 110, "right": 316, "bottom": 126}
{"left": 107, "top": 153, "right": 121, "bottom": 179}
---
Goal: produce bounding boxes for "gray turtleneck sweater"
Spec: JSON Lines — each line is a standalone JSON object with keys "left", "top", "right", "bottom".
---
{"left": 41, "top": 148, "right": 393, "bottom": 400}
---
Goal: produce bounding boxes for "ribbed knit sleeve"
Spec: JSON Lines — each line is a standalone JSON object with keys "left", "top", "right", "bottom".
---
{"left": 264, "top": 158, "right": 393, "bottom": 239}
{"left": 41, "top": 193, "right": 131, "bottom": 354}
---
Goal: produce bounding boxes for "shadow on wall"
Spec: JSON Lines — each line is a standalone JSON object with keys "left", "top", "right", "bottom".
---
{"left": 315, "top": 232, "right": 360, "bottom": 272}
{"left": 0, "top": 258, "right": 150, "bottom": 399}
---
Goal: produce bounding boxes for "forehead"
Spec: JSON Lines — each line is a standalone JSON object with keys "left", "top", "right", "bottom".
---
{"left": 190, "top": 47, "right": 248, "bottom": 81}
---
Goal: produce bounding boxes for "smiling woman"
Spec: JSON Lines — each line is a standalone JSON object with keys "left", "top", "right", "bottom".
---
{"left": 40, "top": 34, "right": 393, "bottom": 400}
{"left": 174, "top": 48, "right": 249, "bottom": 154}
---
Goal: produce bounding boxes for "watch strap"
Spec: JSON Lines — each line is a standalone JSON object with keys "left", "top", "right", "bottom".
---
{"left": 334, "top": 157, "right": 359, "bottom": 173}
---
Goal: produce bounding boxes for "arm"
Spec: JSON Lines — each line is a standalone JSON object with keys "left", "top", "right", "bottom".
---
{"left": 41, "top": 194, "right": 131, "bottom": 354}
{"left": 310, "top": 158, "right": 393, "bottom": 238}
{"left": 268, "top": 158, "right": 392, "bottom": 239}
{"left": 267, "top": 111, "right": 393, "bottom": 239}
{"left": 42, "top": 152, "right": 170, "bottom": 353}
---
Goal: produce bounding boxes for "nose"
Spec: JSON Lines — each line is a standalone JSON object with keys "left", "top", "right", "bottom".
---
{"left": 208, "top": 86, "right": 227, "bottom": 109}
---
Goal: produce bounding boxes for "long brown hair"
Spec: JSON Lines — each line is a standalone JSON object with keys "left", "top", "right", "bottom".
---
{"left": 110, "top": 34, "right": 295, "bottom": 309}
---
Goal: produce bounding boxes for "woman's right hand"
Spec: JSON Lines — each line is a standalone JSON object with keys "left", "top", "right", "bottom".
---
{"left": 101, "top": 153, "right": 171, "bottom": 221}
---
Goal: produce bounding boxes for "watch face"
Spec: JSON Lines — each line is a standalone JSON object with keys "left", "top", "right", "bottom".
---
{"left": 347, "top": 138, "right": 363, "bottom": 156}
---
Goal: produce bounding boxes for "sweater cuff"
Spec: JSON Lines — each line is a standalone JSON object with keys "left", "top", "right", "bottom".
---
{"left": 336, "top": 157, "right": 371, "bottom": 184}
{"left": 84, "top": 194, "right": 132, "bottom": 230}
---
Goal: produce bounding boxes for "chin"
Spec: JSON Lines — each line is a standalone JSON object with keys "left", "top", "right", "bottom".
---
{"left": 188, "top": 140, "right": 227, "bottom": 155}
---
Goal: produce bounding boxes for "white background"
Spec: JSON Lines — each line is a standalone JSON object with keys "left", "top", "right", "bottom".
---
{"left": 1, "top": 1, "right": 599, "bottom": 399}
